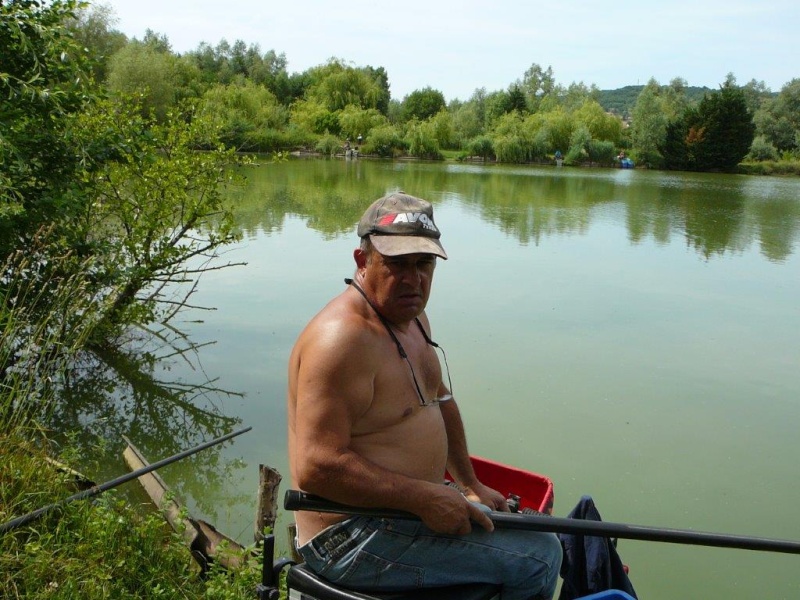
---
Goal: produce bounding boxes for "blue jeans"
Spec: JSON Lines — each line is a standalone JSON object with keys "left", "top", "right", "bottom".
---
{"left": 297, "top": 509, "right": 562, "bottom": 600}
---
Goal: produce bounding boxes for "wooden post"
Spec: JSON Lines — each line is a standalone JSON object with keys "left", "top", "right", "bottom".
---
{"left": 254, "top": 464, "right": 282, "bottom": 541}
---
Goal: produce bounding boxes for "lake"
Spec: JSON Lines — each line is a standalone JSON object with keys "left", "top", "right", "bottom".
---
{"left": 65, "top": 158, "right": 800, "bottom": 599}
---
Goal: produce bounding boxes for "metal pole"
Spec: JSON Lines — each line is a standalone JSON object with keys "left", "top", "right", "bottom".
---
{"left": 284, "top": 489, "right": 800, "bottom": 556}
{"left": 1, "top": 426, "right": 252, "bottom": 535}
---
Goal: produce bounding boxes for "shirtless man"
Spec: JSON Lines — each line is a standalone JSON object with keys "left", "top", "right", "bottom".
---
{"left": 288, "top": 192, "right": 561, "bottom": 599}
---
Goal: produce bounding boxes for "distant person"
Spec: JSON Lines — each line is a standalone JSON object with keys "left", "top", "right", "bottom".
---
{"left": 288, "top": 192, "right": 562, "bottom": 599}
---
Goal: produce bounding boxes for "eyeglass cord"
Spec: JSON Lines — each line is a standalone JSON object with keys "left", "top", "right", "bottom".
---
{"left": 345, "top": 278, "right": 453, "bottom": 406}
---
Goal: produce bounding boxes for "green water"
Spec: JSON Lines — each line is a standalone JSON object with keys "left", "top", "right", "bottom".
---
{"left": 71, "top": 159, "right": 800, "bottom": 598}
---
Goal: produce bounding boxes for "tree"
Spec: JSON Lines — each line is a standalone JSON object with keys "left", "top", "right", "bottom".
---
{"left": 304, "top": 59, "right": 386, "bottom": 112}
{"left": 630, "top": 79, "right": 669, "bottom": 167}
{"left": 1, "top": 0, "right": 95, "bottom": 255}
{"left": 106, "top": 40, "right": 181, "bottom": 121}
{"left": 754, "top": 78, "right": 800, "bottom": 153}
{"left": 200, "top": 80, "right": 289, "bottom": 150}
{"left": 66, "top": 3, "right": 128, "bottom": 82}
{"left": 69, "top": 99, "right": 245, "bottom": 334}
{"left": 573, "top": 99, "right": 623, "bottom": 144}
{"left": 338, "top": 105, "right": 388, "bottom": 141}
{"left": 661, "top": 81, "right": 755, "bottom": 172}
{"left": 362, "top": 65, "right": 391, "bottom": 115}
{"left": 520, "top": 63, "right": 555, "bottom": 112}
{"left": 401, "top": 87, "right": 446, "bottom": 122}
{"left": 692, "top": 82, "right": 755, "bottom": 170}
{"left": 507, "top": 84, "right": 527, "bottom": 114}
{"left": 290, "top": 98, "right": 340, "bottom": 135}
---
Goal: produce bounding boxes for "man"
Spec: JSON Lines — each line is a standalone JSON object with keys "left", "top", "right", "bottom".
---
{"left": 287, "top": 192, "right": 562, "bottom": 599}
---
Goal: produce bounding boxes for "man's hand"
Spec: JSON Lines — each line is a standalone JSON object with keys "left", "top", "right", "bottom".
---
{"left": 463, "top": 481, "right": 509, "bottom": 512}
{"left": 417, "top": 484, "right": 495, "bottom": 535}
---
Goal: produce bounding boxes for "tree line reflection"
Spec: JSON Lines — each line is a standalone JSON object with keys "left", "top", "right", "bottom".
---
{"left": 233, "top": 159, "right": 800, "bottom": 263}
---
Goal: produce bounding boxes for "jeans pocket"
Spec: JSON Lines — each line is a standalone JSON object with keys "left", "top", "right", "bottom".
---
{"left": 340, "top": 549, "right": 424, "bottom": 590}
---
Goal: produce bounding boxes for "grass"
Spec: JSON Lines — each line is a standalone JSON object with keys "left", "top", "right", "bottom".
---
{"left": 0, "top": 429, "right": 266, "bottom": 599}
{"left": 739, "top": 159, "right": 800, "bottom": 176}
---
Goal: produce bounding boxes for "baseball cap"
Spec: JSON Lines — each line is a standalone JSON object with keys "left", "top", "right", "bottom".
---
{"left": 357, "top": 192, "right": 447, "bottom": 259}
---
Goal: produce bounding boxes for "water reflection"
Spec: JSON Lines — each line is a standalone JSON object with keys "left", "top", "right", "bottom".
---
{"left": 232, "top": 160, "right": 800, "bottom": 263}
{"left": 53, "top": 344, "right": 248, "bottom": 520}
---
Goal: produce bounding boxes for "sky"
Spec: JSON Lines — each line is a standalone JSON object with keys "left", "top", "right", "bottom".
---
{"left": 98, "top": 0, "right": 799, "bottom": 102}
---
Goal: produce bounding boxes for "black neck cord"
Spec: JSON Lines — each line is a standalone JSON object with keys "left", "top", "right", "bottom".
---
{"left": 345, "top": 278, "right": 453, "bottom": 406}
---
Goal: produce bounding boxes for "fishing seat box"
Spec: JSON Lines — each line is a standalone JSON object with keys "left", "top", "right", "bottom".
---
{"left": 286, "top": 564, "right": 500, "bottom": 599}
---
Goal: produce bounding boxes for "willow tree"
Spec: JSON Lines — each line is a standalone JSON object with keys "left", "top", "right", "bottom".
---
{"left": 305, "top": 59, "right": 388, "bottom": 112}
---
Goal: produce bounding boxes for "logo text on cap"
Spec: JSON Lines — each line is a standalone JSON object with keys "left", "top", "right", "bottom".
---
{"left": 379, "top": 212, "right": 438, "bottom": 232}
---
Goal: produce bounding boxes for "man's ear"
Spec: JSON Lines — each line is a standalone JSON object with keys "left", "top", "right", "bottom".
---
{"left": 354, "top": 248, "right": 367, "bottom": 269}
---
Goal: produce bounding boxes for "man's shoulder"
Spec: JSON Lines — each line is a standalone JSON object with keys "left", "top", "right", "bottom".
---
{"left": 296, "top": 293, "right": 379, "bottom": 354}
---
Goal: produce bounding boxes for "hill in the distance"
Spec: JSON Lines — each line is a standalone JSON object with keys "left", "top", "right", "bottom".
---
{"left": 598, "top": 85, "right": 714, "bottom": 117}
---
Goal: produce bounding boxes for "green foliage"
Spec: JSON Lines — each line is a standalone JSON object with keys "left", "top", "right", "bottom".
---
{"left": 483, "top": 89, "right": 513, "bottom": 127}
{"left": 1, "top": 231, "right": 108, "bottom": 430}
{"left": 337, "top": 105, "right": 388, "bottom": 141}
{"left": 753, "top": 78, "right": 800, "bottom": 153}
{"left": 106, "top": 40, "right": 182, "bottom": 121}
{"left": 185, "top": 39, "right": 292, "bottom": 103}
{"left": 68, "top": 98, "right": 244, "bottom": 334}
{"left": 0, "top": 431, "right": 262, "bottom": 600}
{"left": 290, "top": 99, "right": 340, "bottom": 136}
{"left": 0, "top": 0, "right": 95, "bottom": 254}
{"left": 748, "top": 135, "right": 779, "bottom": 161}
{"left": 490, "top": 112, "right": 533, "bottom": 163}
{"left": 65, "top": 3, "right": 128, "bottom": 83}
{"left": 573, "top": 99, "right": 623, "bottom": 144}
{"left": 629, "top": 79, "right": 669, "bottom": 168}
{"left": 587, "top": 139, "right": 617, "bottom": 166}
{"left": 493, "top": 135, "right": 530, "bottom": 163}
{"left": 304, "top": 59, "right": 387, "bottom": 113}
{"left": 539, "top": 108, "right": 574, "bottom": 157}
{"left": 401, "top": 87, "right": 446, "bottom": 122}
{"left": 739, "top": 158, "right": 800, "bottom": 176}
{"left": 507, "top": 84, "right": 527, "bottom": 114}
{"left": 362, "top": 124, "right": 407, "bottom": 158}
{"left": 660, "top": 81, "right": 755, "bottom": 172}
{"left": 566, "top": 125, "right": 591, "bottom": 164}
{"left": 405, "top": 121, "right": 443, "bottom": 160}
{"left": 599, "top": 84, "right": 714, "bottom": 118}
{"left": 467, "top": 136, "right": 495, "bottom": 160}
{"left": 428, "top": 109, "right": 456, "bottom": 150}
{"left": 200, "top": 80, "right": 289, "bottom": 151}
{"left": 315, "top": 133, "right": 342, "bottom": 156}
{"left": 450, "top": 102, "right": 484, "bottom": 148}
{"left": 520, "top": 63, "right": 556, "bottom": 112}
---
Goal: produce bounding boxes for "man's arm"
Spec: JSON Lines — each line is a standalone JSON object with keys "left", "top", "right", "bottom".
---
{"left": 439, "top": 391, "right": 509, "bottom": 512}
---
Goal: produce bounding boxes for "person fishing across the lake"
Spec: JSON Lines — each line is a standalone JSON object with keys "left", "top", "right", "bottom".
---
{"left": 287, "top": 192, "right": 562, "bottom": 599}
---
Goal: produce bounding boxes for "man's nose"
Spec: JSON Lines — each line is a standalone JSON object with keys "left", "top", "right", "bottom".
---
{"left": 399, "top": 263, "right": 423, "bottom": 283}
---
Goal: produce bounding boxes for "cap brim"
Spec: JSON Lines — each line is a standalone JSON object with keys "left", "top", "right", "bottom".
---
{"left": 370, "top": 235, "right": 447, "bottom": 259}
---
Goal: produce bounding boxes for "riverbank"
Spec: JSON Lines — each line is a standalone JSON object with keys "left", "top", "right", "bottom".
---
{"left": 0, "top": 429, "right": 260, "bottom": 600}
{"left": 739, "top": 159, "right": 800, "bottom": 176}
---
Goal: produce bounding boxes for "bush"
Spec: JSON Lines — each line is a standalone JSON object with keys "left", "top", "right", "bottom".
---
{"left": 406, "top": 123, "right": 443, "bottom": 160}
{"left": 493, "top": 135, "right": 529, "bottom": 163}
{"left": 315, "top": 134, "right": 342, "bottom": 156}
{"left": 468, "top": 136, "right": 495, "bottom": 160}
{"left": 362, "top": 125, "right": 407, "bottom": 157}
{"left": 587, "top": 139, "right": 617, "bottom": 166}
{"left": 748, "top": 135, "right": 779, "bottom": 161}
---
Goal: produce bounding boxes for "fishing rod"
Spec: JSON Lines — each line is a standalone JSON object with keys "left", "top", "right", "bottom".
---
{"left": 0, "top": 426, "right": 252, "bottom": 535}
{"left": 284, "top": 489, "right": 800, "bottom": 556}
